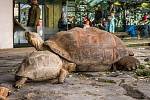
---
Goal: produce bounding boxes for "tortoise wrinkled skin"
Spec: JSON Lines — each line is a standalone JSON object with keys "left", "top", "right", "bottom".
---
{"left": 112, "top": 56, "right": 140, "bottom": 71}
{"left": 25, "top": 27, "right": 138, "bottom": 71}
{"left": 15, "top": 51, "right": 76, "bottom": 88}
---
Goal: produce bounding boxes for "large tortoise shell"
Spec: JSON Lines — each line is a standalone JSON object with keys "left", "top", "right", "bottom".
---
{"left": 44, "top": 27, "right": 131, "bottom": 67}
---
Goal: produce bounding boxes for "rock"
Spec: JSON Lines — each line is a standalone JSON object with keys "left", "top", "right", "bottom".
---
{"left": 0, "top": 87, "right": 10, "bottom": 100}
{"left": 144, "top": 58, "right": 150, "bottom": 62}
{"left": 120, "top": 79, "right": 150, "bottom": 100}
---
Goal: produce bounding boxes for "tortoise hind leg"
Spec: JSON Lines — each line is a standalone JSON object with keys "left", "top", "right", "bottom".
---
{"left": 58, "top": 69, "right": 68, "bottom": 83}
{"left": 15, "top": 77, "right": 28, "bottom": 88}
{"left": 49, "top": 69, "right": 69, "bottom": 84}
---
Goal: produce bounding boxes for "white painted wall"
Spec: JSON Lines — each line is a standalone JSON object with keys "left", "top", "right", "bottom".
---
{"left": 0, "top": 0, "right": 13, "bottom": 49}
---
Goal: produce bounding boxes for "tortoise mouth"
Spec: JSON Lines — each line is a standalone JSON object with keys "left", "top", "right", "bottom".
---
{"left": 25, "top": 32, "right": 30, "bottom": 40}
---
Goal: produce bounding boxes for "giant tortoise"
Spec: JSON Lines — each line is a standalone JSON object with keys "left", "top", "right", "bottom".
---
{"left": 15, "top": 51, "right": 76, "bottom": 88}
{"left": 25, "top": 27, "right": 139, "bottom": 71}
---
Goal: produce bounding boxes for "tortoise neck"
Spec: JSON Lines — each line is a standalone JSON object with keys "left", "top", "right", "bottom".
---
{"left": 30, "top": 38, "right": 45, "bottom": 51}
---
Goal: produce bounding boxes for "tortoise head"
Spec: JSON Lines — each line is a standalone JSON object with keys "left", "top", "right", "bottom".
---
{"left": 25, "top": 32, "right": 44, "bottom": 50}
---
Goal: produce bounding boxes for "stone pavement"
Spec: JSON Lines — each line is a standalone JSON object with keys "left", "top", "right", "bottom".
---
{"left": 123, "top": 38, "right": 150, "bottom": 47}
{"left": 0, "top": 46, "right": 150, "bottom": 100}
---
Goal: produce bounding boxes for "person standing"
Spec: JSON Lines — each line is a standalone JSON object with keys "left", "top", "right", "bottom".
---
{"left": 58, "top": 13, "right": 67, "bottom": 31}
{"left": 83, "top": 16, "right": 91, "bottom": 29}
{"left": 95, "top": 6, "right": 104, "bottom": 24}
{"left": 141, "top": 15, "right": 149, "bottom": 38}
{"left": 108, "top": 12, "right": 115, "bottom": 33}
{"left": 27, "top": 0, "right": 41, "bottom": 32}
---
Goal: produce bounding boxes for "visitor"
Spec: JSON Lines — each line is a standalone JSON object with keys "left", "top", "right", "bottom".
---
{"left": 141, "top": 16, "right": 149, "bottom": 38}
{"left": 95, "top": 6, "right": 104, "bottom": 24}
{"left": 102, "top": 18, "right": 108, "bottom": 31}
{"left": 27, "top": 0, "right": 41, "bottom": 32}
{"left": 58, "top": 15, "right": 67, "bottom": 31}
{"left": 108, "top": 12, "right": 115, "bottom": 33}
{"left": 83, "top": 17, "right": 91, "bottom": 29}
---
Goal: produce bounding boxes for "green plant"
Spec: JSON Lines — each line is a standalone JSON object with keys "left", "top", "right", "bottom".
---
{"left": 138, "top": 64, "right": 145, "bottom": 69}
{"left": 136, "top": 69, "right": 150, "bottom": 77}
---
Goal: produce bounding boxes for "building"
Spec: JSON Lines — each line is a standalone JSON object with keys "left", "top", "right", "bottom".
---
{"left": 0, "top": 0, "right": 13, "bottom": 49}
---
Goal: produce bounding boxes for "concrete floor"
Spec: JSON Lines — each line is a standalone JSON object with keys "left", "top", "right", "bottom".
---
{"left": 0, "top": 46, "right": 150, "bottom": 100}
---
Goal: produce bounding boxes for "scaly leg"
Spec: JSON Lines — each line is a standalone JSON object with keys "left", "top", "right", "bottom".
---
{"left": 58, "top": 69, "right": 68, "bottom": 83}
{"left": 15, "top": 77, "right": 28, "bottom": 88}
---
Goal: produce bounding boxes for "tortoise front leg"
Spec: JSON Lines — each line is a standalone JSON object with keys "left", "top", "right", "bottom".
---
{"left": 111, "top": 63, "right": 117, "bottom": 72}
{"left": 15, "top": 77, "right": 28, "bottom": 88}
{"left": 58, "top": 69, "right": 68, "bottom": 83}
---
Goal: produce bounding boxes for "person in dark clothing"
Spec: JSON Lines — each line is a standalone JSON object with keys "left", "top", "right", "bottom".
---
{"left": 141, "top": 24, "right": 149, "bottom": 38}
{"left": 138, "top": 16, "right": 149, "bottom": 38}
{"left": 58, "top": 13, "right": 67, "bottom": 31}
{"left": 27, "top": 0, "right": 41, "bottom": 32}
{"left": 95, "top": 6, "right": 103, "bottom": 24}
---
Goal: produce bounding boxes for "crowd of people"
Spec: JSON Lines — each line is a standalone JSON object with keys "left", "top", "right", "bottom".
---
{"left": 14, "top": 0, "right": 150, "bottom": 39}
{"left": 83, "top": 12, "right": 116, "bottom": 33}
{"left": 27, "top": 0, "right": 150, "bottom": 39}
{"left": 79, "top": 12, "right": 150, "bottom": 39}
{"left": 126, "top": 14, "right": 150, "bottom": 38}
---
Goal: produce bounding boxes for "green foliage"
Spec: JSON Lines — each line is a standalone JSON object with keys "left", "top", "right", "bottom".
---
{"left": 136, "top": 69, "right": 150, "bottom": 77}
{"left": 136, "top": 63, "right": 150, "bottom": 77}
{"left": 75, "top": 0, "right": 80, "bottom": 4}
{"left": 138, "top": 64, "right": 145, "bottom": 69}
